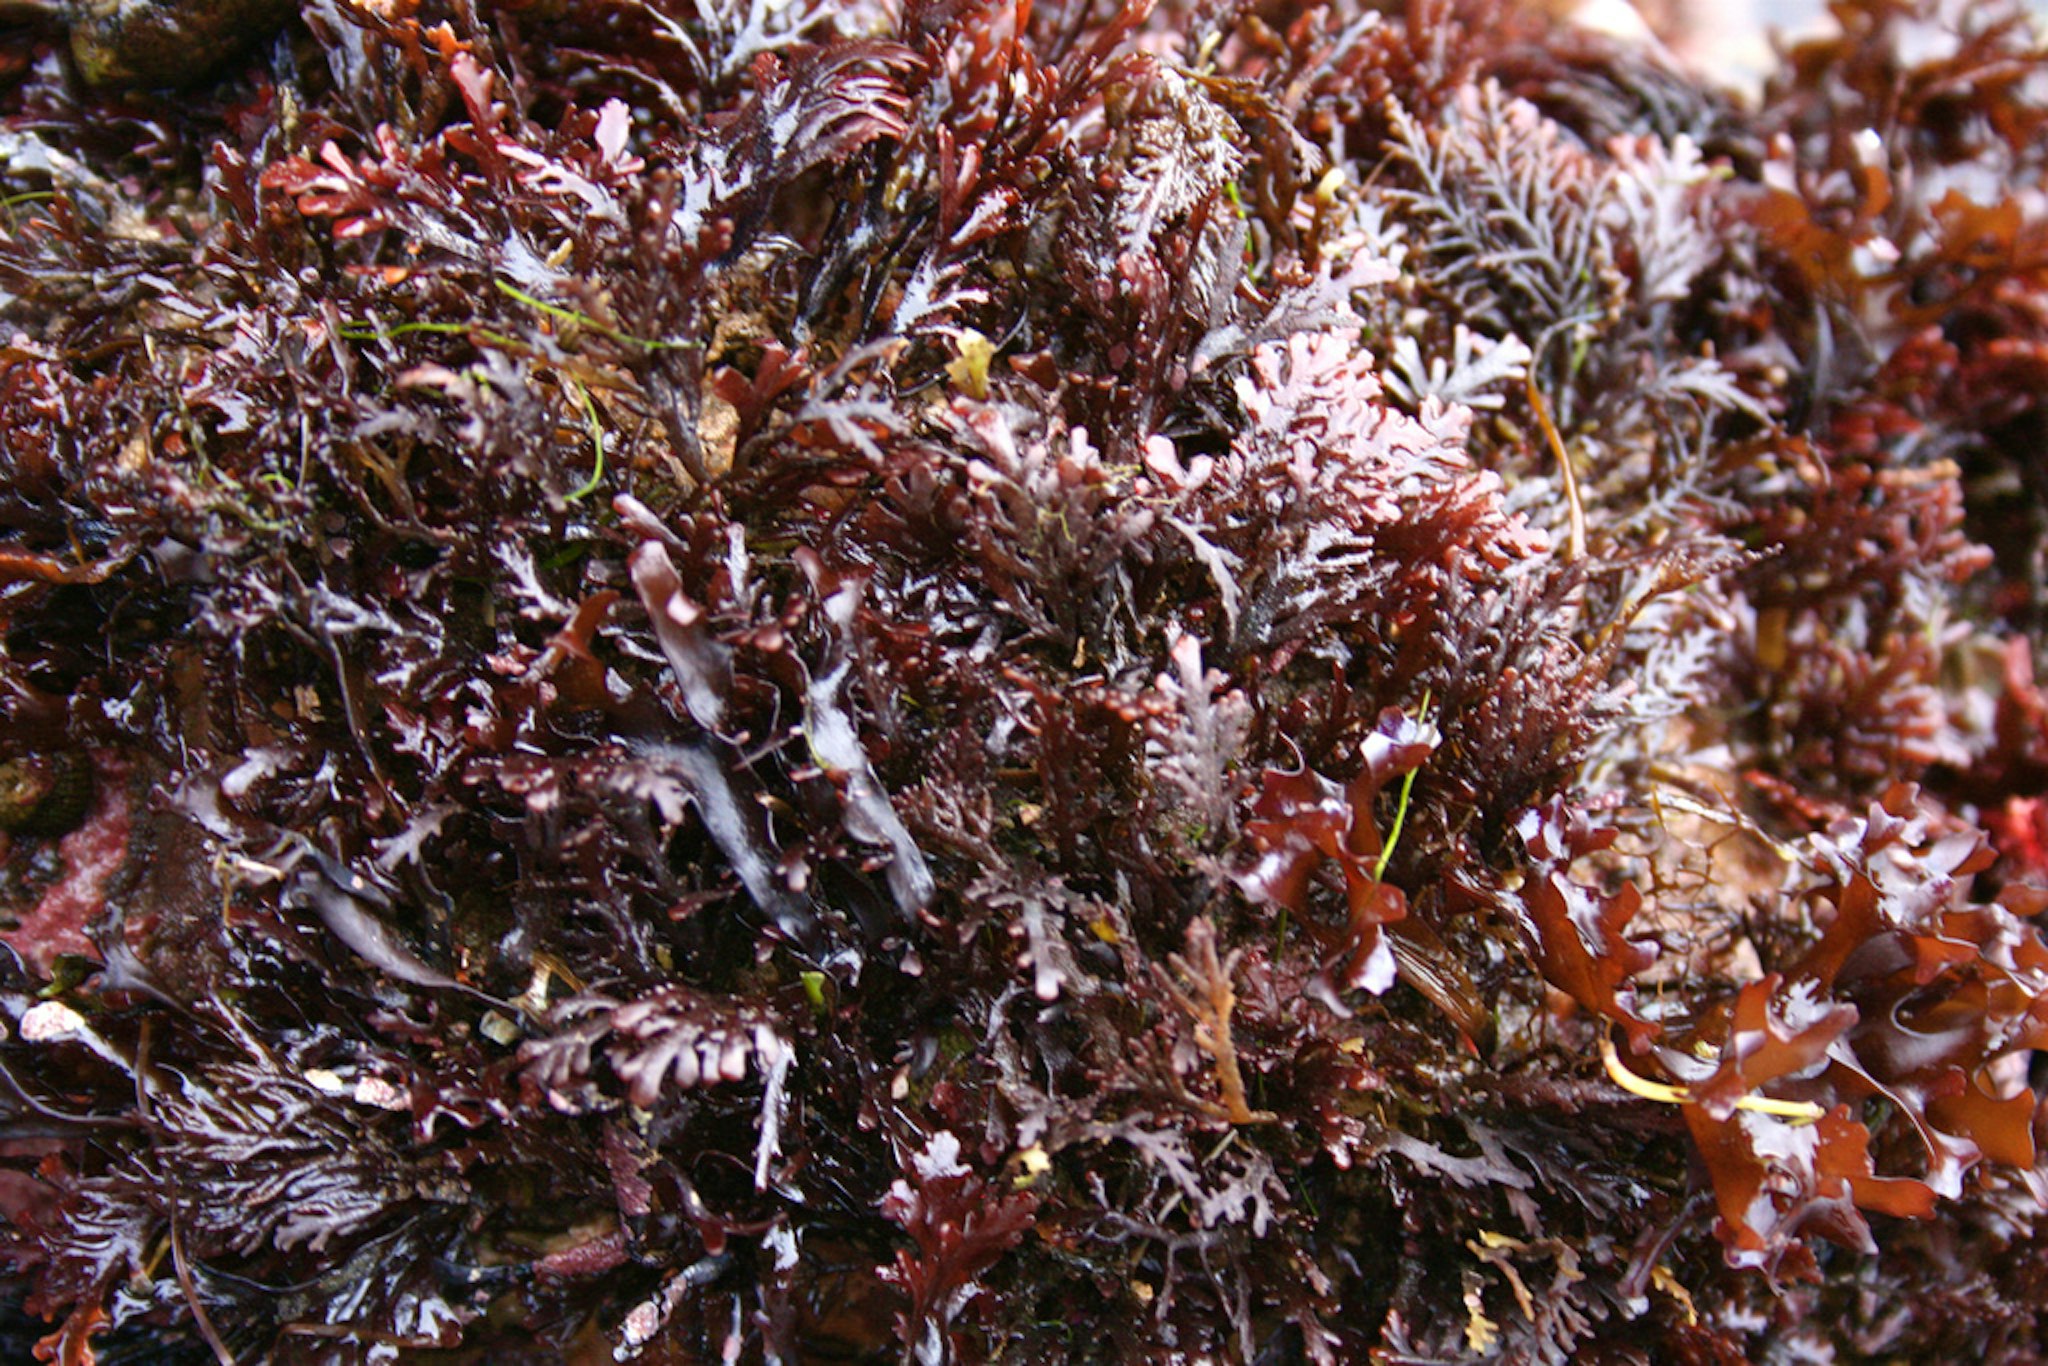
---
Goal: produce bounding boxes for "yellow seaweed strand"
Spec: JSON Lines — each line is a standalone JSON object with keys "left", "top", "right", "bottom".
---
{"left": 1598, "top": 1035, "right": 1824, "bottom": 1123}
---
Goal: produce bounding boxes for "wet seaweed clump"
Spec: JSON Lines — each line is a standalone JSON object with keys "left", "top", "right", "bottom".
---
{"left": 5, "top": 0, "right": 2048, "bottom": 1360}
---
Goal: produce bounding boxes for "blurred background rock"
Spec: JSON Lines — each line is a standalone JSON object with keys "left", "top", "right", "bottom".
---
{"left": 1561, "top": 0, "right": 2046, "bottom": 99}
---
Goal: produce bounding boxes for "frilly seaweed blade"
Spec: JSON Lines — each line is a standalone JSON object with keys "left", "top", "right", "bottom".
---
{"left": 3, "top": 0, "right": 2048, "bottom": 1360}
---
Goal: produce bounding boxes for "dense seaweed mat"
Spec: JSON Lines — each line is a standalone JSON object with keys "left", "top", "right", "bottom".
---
{"left": 3, "top": 0, "right": 2048, "bottom": 1359}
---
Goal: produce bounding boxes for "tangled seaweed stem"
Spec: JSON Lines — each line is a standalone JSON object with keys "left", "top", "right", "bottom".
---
{"left": 1161, "top": 919, "right": 1276, "bottom": 1127}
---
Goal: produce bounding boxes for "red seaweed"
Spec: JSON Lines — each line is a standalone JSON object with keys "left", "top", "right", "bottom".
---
{"left": 2, "top": 0, "right": 2048, "bottom": 1361}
